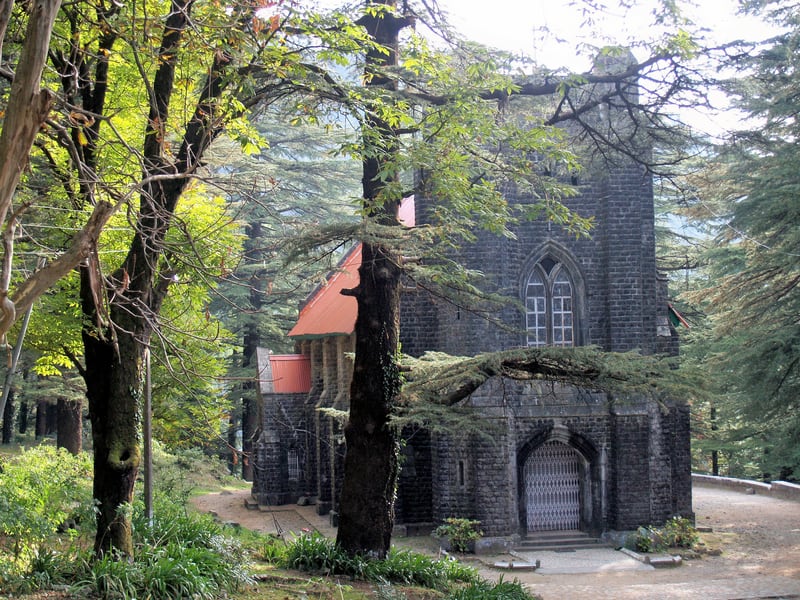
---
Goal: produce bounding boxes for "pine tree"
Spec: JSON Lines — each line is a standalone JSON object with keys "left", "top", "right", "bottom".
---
{"left": 685, "top": 0, "right": 800, "bottom": 479}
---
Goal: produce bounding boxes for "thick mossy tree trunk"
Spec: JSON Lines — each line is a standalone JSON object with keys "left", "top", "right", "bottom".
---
{"left": 335, "top": 0, "right": 408, "bottom": 558}
{"left": 82, "top": 310, "right": 144, "bottom": 557}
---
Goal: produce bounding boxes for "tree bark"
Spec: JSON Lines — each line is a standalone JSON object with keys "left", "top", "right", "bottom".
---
{"left": 241, "top": 299, "right": 261, "bottom": 481}
{"left": 83, "top": 314, "right": 143, "bottom": 557}
{"left": 0, "top": 0, "right": 61, "bottom": 343}
{"left": 337, "top": 242, "right": 402, "bottom": 557}
{"left": 57, "top": 397, "right": 82, "bottom": 455}
{"left": 335, "top": 0, "right": 408, "bottom": 558}
{"left": 17, "top": 397, "right": 27, "bottom": 434}
{"left": 77, "top": 0, "right": 235, "bottom": 557}
{"left": 0, "top": 0, "right": 60, "bottom": 226}
{"left": 1, "top": 387, "right": 13, "bottom": 443}
{"left": 35, "top": 399, "right": 47, "bottom": 438}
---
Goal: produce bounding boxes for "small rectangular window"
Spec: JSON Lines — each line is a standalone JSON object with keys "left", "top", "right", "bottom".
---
{"left": 287, "top": 449, "right": 300, "bottom": 481}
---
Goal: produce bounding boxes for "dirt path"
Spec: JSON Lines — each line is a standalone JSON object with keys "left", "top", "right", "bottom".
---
{"left": 192, "top": 484, "right": 800, "bottom": 599}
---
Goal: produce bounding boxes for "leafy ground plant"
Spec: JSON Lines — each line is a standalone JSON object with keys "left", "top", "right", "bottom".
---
{"left": 433, "top": 518, "right": 483, "bottom": 553}
{"left": 0, "top": 445, "right": 252, "bottom": 599}
{"left": 281, "top": 532, "right": 539, "bottom": 598}
{"left": 0, "top": 446, "right": 92, "bottom": 570}
{"left": 631, "top": 516, "right": 699, "bottom": 553}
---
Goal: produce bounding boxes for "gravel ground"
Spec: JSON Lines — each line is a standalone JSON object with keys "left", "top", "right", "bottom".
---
{"left": 497, "top": 484, "right": 800, "bottom": 599}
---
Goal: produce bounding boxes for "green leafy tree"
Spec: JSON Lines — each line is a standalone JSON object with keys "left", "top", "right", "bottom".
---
{"left": 27, "top": 0, "right": 379, "bottom": 558}
{"left": 3, "top": 0, "right": 702, "bottom": 561}
{"left": 0, "top": 446, "right": 93, "bottom": 561}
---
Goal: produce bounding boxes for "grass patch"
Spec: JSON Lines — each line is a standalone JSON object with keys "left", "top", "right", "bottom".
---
{"left": 1, "top": 443, "right": 540, "bottom": 599}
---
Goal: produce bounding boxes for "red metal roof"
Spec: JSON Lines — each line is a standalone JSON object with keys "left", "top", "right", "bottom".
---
{"left": 288, "top": 244, "right": 360, "bottom": 339}
{"left": 287, "top": 197, "right": 414, "bottom": 340}
{"left": 269, "top": 354, "right": 311, "bottom": 393}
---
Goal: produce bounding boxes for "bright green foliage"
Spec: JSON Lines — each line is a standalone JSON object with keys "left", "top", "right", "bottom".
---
{"left": 682, "top": 0, "right": 800, "bottom": 479}
{"left": 283, "top": 531, "right": 478, "bottom": 590}
{"left": 434, "top": 518, "right": 483, "bottom": 553}
{"left": 630, "top": 515, "right": 698, "bottom": 553}
{"left": 0, "top": 446, "right": 92, "bottom": 559}
{"left": 0, "top": 444, "right": 248, "bottom": 597}
{"left": 148, "top": 187, "right": 242, "bottom": 449}
{"left": 70, "top": 509, "right": 251, "bottom": 600}
{"left": 449, "top": 577, "right": 537, "bottom": 600}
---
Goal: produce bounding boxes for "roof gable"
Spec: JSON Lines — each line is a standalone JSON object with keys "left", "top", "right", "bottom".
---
{"left": 288, "top": 244, "right": 360, "bottom": 339}
{"left": 287, "top": 197, "right": 414, "bottom": 340}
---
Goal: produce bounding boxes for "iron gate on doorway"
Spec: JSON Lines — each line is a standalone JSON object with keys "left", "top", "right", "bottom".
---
{"left": 524, "top": 440, "right": 580, "bottom": 532}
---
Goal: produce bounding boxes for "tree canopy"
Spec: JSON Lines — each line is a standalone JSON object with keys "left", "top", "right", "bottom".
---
{"left": 681, "top": 0, "right": 800, "bottom": 479}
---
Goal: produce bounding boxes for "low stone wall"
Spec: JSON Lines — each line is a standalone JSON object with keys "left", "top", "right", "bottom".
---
{"left": 692, "top": 474, "right": 800, "bottom": 502}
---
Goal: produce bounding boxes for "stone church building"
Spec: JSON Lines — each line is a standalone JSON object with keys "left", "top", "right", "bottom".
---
{"left": 251, "top": 62, "right": 692, "bottom": 539}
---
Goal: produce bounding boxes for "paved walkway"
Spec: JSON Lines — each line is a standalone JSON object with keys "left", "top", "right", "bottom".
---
{"left": 471, "top": 485, "right": 800, "bottom": 599}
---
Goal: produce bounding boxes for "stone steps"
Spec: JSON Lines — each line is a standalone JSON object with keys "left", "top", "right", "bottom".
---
{"left": 516, "top": 529, "right": 608, "bottom": 552}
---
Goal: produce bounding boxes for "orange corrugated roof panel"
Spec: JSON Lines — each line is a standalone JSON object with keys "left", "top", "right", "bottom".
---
{"left": 287, "top": 197, "right": 414, "bottom": 340}
{"left": 269, "top": 354, "right": 311, "bottom": 393}
{"left": 288, "top": 244, "right": 360, "bottom": 339}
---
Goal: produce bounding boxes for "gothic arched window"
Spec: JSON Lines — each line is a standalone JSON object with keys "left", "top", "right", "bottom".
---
{"left": 525, "top": 257, "right": 575, "bottom": 347}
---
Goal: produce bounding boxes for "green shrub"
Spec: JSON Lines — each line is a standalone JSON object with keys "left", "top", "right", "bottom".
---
{"left": 256, "top": 534, "right": 288, "bottom": 564}
{"left": 634, "top": 527, "right": 654, "bottom": 552}
{"left": 284, "top": 531, "right": 351, "bottom": 573}
{"left": 0, "top": 446, "right": 93, "bottom": 560}
{"left": 72, "top": 529, "right": 252, "bottom": 599}
{"left": 434, "top": 517, "right": 483, "bottom": 553}
{"left": 630, "top": 516, "right": 699, "bottom": 553}
{"left": 283, "top": 532, "right": 479, "bottom": 591}
{"left": 368, "top": 547, "right": 477, "bottom": 590}
{"left": 449, "top": 576, "right": 537, "bottom": 599}
{"left": 661, "top": 516, "right": 699, "bottom": 548}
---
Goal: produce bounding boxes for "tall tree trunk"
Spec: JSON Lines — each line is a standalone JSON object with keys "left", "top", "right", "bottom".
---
{"left": 1, "top": 388, "right": 13, "bottom": 443}
{"left": 240, "top": 221, "right": 265, "bottom": 481}
{"left": 17, "top": 397, "right": 27, "bottom": 434}
{"left": 76, "top": 0, "right": 230, "bottom": 557}
{"left": 35, "top": 399, "right": 48, "bottom": 438}
{"left": 336, "top": 0, "right": 408, "bottom": 557}
{"left": 83, "top": 319, "right": 143, "bottom": 557}
{"left": 227, "top": 410, "right": 239, "bottom": 475}
{"left": 241, "top": 394, "right": 258, "bottom": 481}
{"left": 57, "top": 396, "right": 82, "bottom": 455}
{"left": 337, "top": 242, "right": 402, "bottom": 556}
{"left": 241, "top": 321, "right": 260, "bottom": 482}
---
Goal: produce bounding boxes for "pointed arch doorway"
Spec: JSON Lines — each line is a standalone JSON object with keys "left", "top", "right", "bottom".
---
{"left": 523, "top": 440, "right": 582, "bottom": 532}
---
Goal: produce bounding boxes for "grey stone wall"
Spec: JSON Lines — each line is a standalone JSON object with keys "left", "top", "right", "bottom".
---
{"left": 255, "top": 71, "right": 689, "bottom": 536}
{"left": 422, "top": 377, "right": 691, "bottom": 537}
{"left": 400, "top": 158, "right": 679, "bottom": 360}
{"left": 395, "top": 426, "right": 434, "bottom": 525}
{"left": 252, "top": 391, "right": 308, "bottom": 506}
